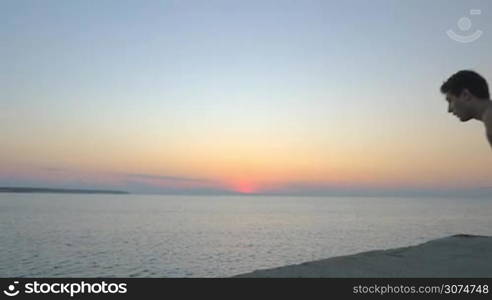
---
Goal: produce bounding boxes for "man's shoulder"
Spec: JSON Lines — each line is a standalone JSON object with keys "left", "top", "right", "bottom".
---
{"left": 484, "top": 103, "right": 492, "bottom": 126}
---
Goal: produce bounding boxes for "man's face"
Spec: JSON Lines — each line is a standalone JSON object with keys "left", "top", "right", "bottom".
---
{"left": 446, "top": 91, "right": 474, "bottom": 122}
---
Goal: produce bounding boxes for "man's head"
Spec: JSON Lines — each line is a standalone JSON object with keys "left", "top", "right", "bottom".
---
{"left": 440, "top": 70, "right": 490, "bottom": 122}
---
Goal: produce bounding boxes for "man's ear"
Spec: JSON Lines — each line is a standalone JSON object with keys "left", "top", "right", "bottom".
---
{"left": 461, "top": 89, "right": 472, "bottom": 101}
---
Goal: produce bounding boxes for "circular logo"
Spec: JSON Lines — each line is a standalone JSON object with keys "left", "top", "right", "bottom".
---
{"left": 457, "top": 17, "right": 472, "bottom": 31}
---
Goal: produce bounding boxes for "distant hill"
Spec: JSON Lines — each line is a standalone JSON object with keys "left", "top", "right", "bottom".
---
{"left": 0, "top": 187, "right": 129, "bottom": 194}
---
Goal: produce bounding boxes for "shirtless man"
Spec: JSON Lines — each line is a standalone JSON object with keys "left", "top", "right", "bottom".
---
{"left": 440, "top": 70, "right": 492, "bottom": 149}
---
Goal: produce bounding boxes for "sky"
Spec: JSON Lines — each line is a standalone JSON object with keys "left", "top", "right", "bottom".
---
{"left": 1, "top": 0, "right": 492, "bottom": 196}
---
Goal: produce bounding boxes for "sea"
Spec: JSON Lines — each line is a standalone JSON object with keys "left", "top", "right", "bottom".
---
{"left": 0, "top": 193, "right": 491, "bottom": 277}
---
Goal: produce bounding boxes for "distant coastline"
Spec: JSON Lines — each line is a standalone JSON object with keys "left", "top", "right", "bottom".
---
{"left": 0, "top": 187, "right": 129, "bottom": 194}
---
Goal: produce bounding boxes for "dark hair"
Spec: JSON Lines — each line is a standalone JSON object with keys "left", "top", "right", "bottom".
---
{"left": 440, "top": 70, "right": 490, "bottom": 99}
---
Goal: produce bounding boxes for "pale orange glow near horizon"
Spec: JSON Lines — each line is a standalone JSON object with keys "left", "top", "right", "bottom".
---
{"left": 2, "top": 117, "right": 492, "bottom": 193}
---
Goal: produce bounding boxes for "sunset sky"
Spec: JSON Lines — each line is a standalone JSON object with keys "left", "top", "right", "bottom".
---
{"left": 1, "top": 0, "right": 492, "bottom": 195}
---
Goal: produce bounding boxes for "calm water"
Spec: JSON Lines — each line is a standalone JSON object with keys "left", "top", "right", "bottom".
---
{"left": 0, "top": 194, "right": 491, "bottom": 277}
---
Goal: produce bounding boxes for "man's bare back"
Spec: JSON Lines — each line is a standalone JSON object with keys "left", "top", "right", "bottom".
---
{"left": 483, "top": 104, "right": 492, "bottom": 148}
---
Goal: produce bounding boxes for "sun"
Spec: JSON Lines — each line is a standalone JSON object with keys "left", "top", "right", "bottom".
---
{"left": 231, "top": 180, "right": 258, "bottom": 194}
